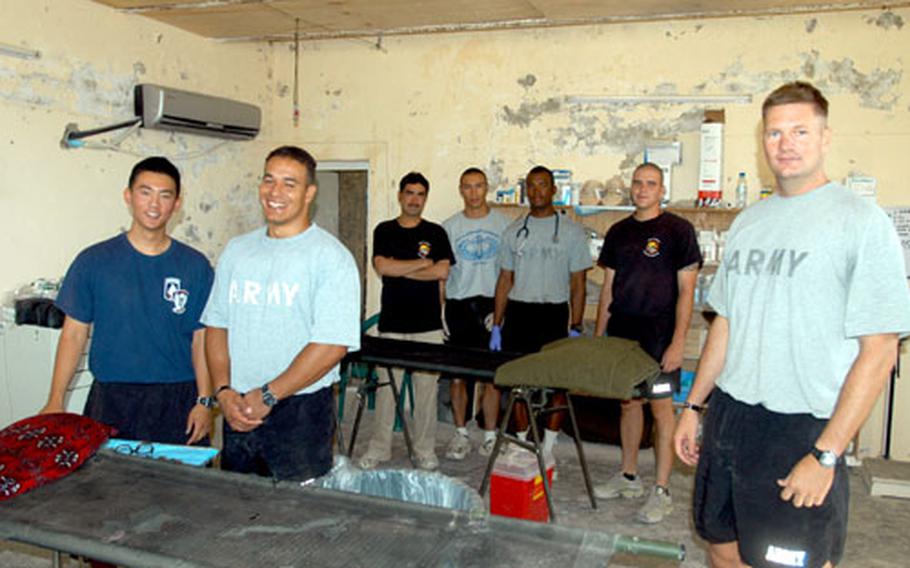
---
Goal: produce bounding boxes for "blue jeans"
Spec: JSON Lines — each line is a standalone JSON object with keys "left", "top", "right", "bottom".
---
{"left": 221, "top": 386, "right": 334, "bottom": 481}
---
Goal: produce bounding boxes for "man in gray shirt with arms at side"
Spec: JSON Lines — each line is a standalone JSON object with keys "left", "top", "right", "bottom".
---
{"left": 490, "top": 165, "right": 592, "bottom": 457}
{"left": 442, "top": 167, "right": 510, "bottom": 460}
{"left": 674, "top": 82, "right": 910, "bottom": 568}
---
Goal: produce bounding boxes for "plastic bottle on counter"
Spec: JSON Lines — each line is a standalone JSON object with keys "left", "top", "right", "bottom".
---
{"left": 735, "top": 172, "right": 748, "bottom": 209}
{"left": 736, "top": 172, "right": 749, "bottom": 209}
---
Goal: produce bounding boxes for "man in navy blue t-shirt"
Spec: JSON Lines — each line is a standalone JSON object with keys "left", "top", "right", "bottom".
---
{"left": 40, "top": 157, "right": 214, "bottom": 445}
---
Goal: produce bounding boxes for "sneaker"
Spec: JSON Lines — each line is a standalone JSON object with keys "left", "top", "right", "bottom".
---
{"left": 445, "top": 431, "right": 471, "bottom": 460}
{"left": 357, "top": 453, "right": 387, "bottom": 470}
{"left": 415, "top": 453, "right": 439, "bottom": 471}
{"left": 637, "top": 486, "right": 673, "bottom": 524}
{"left": 593, "top": 472, "right": 645, "bottom": 499}
{"left": 478, "top": 437, "right": 497, "bottom": 457}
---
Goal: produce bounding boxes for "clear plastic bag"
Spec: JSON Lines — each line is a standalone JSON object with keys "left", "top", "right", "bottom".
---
{"left": 314, "top": 456, "right": 484, "bottom": 514}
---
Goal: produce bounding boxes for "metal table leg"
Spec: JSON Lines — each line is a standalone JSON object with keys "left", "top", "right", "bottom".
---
{"left": 347, "top": 369, "right": 372, "bottom": 456}
{"left": 345, "top": 365, "right": 416, "bottom": 466}
{"left": 565, "top": 393, "right": 597, "bottom": 509}
{"left": 333, "top": 386, "right": 346, "bottom": 456}
{"left": 384, "top": 366, "right": 416, "bottom": 466}
{"left": 479, "top": 389, "right": 518, "bottom": 496}
{"left": 524, "top": 389, "right": 557, "bottom": 523}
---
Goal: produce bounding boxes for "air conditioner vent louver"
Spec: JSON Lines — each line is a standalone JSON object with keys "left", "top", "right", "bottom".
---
{"left": 135, "top": 84, "right": 260, "bottom": 141}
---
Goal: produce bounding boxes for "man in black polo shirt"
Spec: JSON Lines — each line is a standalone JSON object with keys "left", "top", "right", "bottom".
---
{"left": 594, "top": 162, "right": 701, "bottom": 524}
{"left": 359, "top": 172, "right": 455, "bottom": 471}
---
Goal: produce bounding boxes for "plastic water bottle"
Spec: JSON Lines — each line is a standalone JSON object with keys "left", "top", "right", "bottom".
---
{"left": 735, "top": 172, "right": 747, "bottom": 209}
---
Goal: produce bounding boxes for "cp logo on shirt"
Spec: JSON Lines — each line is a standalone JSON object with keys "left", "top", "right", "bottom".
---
{"left": 163, "top": 277, "right": 189, "bottom": 315}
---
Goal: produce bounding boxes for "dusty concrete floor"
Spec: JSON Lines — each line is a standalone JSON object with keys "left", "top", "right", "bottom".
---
{"left": 3, "top": 394, "right": 909, "bottom": 567}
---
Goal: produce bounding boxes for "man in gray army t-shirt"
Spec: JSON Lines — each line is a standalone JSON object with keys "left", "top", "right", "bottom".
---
{"left": 490, "top": 165, "right": 592, "bottom": 457}
{"left": 203, "top": 146, "right": 360, "bottom": 481}
{"left": 674, "top": 82, "right": 910, "bottom": 568}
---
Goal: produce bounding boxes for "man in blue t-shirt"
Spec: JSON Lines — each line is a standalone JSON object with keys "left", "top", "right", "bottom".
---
{"left": 202, "top": 146, "right": 360, "bottom": 481}
{"left": 41, "top": 157, "right": 215, "bottom": 445}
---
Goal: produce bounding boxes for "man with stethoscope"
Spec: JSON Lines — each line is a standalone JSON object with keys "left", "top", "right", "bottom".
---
{"left": 490, "top": 165, "right": 591, "bottom": 458}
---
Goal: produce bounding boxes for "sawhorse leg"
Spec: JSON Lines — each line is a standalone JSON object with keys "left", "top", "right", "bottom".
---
{"left": 479, "top": 388, "right": 558, "bottom": 522}
{"left": 565, "top": 392, "right": 597, "bottom": 509}
{"left": 346, "top": 364, "right": 416, "bottom": 466}
{"left": 334, "top": 391, "right": 346, "bottom": 457}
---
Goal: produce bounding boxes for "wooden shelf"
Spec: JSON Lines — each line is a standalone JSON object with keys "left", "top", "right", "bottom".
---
{"left": 491, "top": 203, "right": 739, "bottom": 234}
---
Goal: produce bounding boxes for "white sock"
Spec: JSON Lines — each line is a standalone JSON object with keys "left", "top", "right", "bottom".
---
{"left": 484, "top": 430, "right": 496, "bottom": 442}
{"left": 542, "top": 428, "right": 559, "bottom": 455}
{"left": 516, "top": 429, "right": 529, "bottom": 442}
{"left": 456, "top": 426, "right": 468, "bottom": 437}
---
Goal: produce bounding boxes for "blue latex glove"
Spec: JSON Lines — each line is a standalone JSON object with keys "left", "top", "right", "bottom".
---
{"left": 489, "top": 325, "right": 502, "bottom": 351}
{"left": 568, "top": 328, "right": 582, "bottom": 338}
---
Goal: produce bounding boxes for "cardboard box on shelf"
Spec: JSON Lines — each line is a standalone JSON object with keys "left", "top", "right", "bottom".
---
{"left": 698, "top": 110, "right": 725, "bottom": 204}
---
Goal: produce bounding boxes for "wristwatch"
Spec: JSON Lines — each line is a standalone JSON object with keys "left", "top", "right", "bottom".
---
{"left": 261, "top": 384, "right": 279, "bottom": 408}
{"left": 196, "top": 395, "right": 216, "bottom": 409}
{"left": 811, "top": 446, "right": 839, "bottom": 468}
{"left": 682, "top": 401, "right": 705, "bottom": 413}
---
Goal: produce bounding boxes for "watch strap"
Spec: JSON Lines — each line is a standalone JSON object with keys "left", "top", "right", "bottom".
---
{"left": 261, "top": 384, "right": 279, "bottom": 408}
{"left": 810, "top": 446, "right": 838, "bottom": 468}
{"left": 196, "top": 395, "right": 215, "bottom": 409}
{"left": 682, "top": 401, "right": 705, "bottom": 413}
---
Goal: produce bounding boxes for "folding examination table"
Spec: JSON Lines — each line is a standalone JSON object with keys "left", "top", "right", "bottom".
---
{"left": 342, "top": 335, "right": 522, "bottom": 459}
{"left": 342, "top": 336, "right": 599, "bottom": 521}
{"left": 0, "top": 452, "right": 684, "bottom": 567}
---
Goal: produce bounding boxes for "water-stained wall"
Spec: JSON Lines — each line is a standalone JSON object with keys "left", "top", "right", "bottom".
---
{"left": 4, "top": 3, "right": 906, "bottom": 304}
{"left": 0, "top": 0, "right": 279, "bottom": 295}
{"left": 2, "top": 4, "right": 908, "bottom": 453}
{"left": 268, "top": 7, "right": 909, "bottom": 319}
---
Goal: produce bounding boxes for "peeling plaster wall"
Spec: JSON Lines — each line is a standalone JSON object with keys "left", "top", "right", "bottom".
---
{"left": 268, "top": 8, "right": 909, "bottom": 321}
{"left": 0, "top": 0, "right": 278, "bottom": 294}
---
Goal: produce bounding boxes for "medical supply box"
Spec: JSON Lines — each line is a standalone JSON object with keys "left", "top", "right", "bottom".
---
{"left": 489, "top": 449, "right": 555, "bottom": 522}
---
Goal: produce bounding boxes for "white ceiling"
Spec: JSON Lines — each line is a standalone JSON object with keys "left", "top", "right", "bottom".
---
{"left": 92, "top": 0, "right": 902, "bottom": 41}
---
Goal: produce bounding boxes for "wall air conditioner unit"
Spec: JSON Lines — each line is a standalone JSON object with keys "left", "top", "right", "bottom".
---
{"left": 134, "top": 84, "right": 261, "bottom": 141}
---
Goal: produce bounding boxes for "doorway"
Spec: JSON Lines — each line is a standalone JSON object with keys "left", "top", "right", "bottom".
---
{"left": 315, "top": 161, "right": 369, "bottom": 319}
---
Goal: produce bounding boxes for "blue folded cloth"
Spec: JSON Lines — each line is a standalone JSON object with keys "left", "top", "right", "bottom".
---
{"left": 103, "top": 439, "right": 219, "bottom": 467}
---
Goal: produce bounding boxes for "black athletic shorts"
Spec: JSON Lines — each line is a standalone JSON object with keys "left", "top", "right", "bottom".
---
{"left": 222, "top": 386, "right": 334, "bottom": 481}
{"left": 84, "top": 380, "right": 204, "bottom": 445}
{"left": 502, "top": 300, "right": 569, "bottom": 354}
{"left": 607, "top": 313, "right": 680, "bottom": 399}
{"left": 444, "top": 296, "right": 494, "bottom": 349}
{"left": 694, "top": 389, "right": 849, "bottom": 568}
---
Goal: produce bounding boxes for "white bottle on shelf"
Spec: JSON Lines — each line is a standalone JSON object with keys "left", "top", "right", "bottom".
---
{"left": 735, "top": 172, "right": 748, "bottom": 209}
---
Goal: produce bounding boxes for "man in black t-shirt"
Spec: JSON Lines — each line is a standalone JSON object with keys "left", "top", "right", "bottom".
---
{"left": 593, "top": 163, "right": 702, "bottom": 524}
{"left": 359, "top": 172, "right": 455, "bottom": 471}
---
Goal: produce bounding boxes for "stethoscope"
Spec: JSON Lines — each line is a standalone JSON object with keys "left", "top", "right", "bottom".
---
{"left": 516, "top": 212, "right": 560, "bottom": 256}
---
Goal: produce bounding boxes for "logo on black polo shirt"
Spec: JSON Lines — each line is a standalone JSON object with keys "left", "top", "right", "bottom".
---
{"left": 643, "top": 237, "right": 662, "bottom": 258}
{"left": 163, "top": 277, "right": 188, "bottom": 315}
{"left": 417, "top": 241, "right": 432, "bottom": 259}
